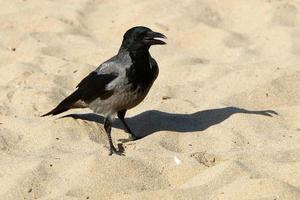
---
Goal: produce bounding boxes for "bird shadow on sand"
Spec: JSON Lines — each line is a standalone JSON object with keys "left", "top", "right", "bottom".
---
{"left": 60, "top": 106, "right": 278, "bottom": 138}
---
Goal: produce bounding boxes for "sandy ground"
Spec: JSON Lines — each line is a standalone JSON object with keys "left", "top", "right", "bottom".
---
{"left": 1, "top": 0, "right": 300, "bottom": 199}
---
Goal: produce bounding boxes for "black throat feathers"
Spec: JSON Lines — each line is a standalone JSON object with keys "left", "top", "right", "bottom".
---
{"left": 126, "top": 47, "right": 158, "bottom": 91}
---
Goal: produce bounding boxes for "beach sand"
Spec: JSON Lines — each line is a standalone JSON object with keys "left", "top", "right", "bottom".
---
{"left": 1, "top": 0, "right": 300, "bottom": 199}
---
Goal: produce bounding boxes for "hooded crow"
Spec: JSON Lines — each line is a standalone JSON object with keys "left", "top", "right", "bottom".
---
{"left": 42, "top": 26, "right": 166, "bottom": 155}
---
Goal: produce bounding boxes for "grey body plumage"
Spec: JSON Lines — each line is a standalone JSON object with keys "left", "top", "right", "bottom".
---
{"left": 89, "top": 51, "right": 158, "bottom": 116}
{"left": 42, "top": 26, "right": 166, "bottom": 155}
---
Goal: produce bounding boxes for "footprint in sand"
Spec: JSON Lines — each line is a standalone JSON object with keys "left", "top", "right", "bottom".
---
{"left": 159, "top": 134, "right": 183, "bottom": 153}
{"left": 185, "top": 1, "right": 222, "bottom": 28}
{"left": 10, "top": 161, "right": 56, "bottom": 199}
{"left": 272, "top": 3, "right": 299, "bottom": 27}
{"left": 223, "top": 32, "right": 251, "bottom": 49}
{"left": 190, "top": 152, "right": 216, "bottom": 167}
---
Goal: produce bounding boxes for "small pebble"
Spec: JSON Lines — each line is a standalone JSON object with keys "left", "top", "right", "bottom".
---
{"left": 162, "top": 96, "right": 171, "bottom": 100}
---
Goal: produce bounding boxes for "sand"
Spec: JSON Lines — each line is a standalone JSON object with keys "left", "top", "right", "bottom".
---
{"left": 1, "top": 0, "right": 300, "bottom": 199}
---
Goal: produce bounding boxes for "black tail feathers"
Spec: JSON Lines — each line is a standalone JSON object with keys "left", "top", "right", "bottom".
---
{"left": 41, "top": 90, "right": 81, "bottom": 117}
{"left": 40, "top": 107, "right": 69, "bottom": 117}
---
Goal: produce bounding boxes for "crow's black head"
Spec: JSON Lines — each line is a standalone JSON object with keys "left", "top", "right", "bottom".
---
{"left": 120, "top": 26, "right": 166, "bottom": 51}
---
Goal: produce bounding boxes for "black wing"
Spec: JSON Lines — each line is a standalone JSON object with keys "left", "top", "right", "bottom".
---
{"left": 41, "top": 71, "right": 118, "bottom": 116}
{"left": 76, "top": 71, "right": 118, "bottom": 103}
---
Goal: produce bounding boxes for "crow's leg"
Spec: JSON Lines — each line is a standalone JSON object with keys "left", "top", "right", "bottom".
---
{"left": 104, "top": 117, "right": 118, "bottom": 155}
{"left": 117, "top": 109, "right": 138, "bottom": 140}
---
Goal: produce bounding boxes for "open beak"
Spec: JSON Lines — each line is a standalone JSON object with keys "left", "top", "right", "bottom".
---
{"left": 143, "top": 31, "right": 167, "bottom": 45}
